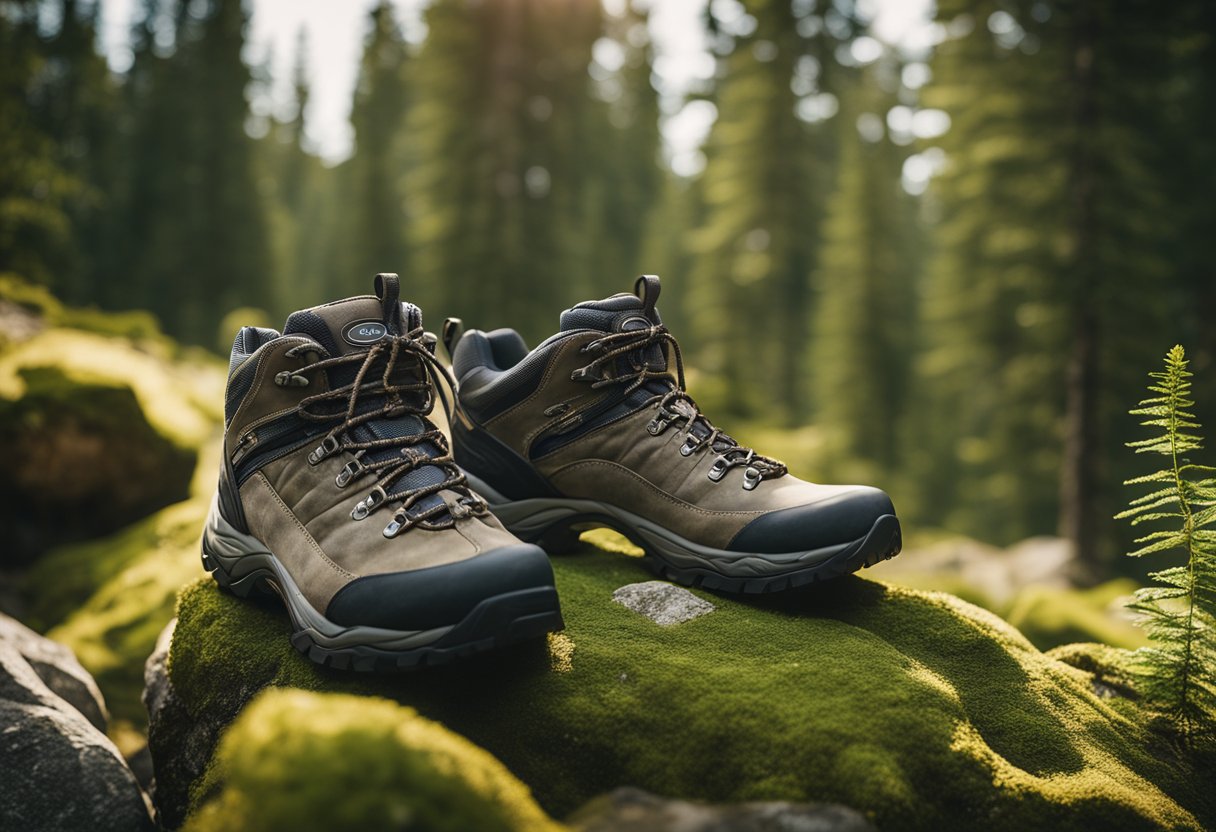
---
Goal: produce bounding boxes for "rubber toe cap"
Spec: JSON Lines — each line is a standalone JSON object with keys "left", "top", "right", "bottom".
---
{"left": 726, "top": 486, "right": 896, "bottom": 554}
{"left": 325, "top": 543, "right": 555, "bottom": 631}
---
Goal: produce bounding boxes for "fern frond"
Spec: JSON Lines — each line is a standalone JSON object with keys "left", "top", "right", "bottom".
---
{"left": 1118, "top": 344, "right": 1216, "bottom": 747}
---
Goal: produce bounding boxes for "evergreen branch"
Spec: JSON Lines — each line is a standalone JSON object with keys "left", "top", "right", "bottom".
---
{"left": 1120, "top": 345, "right": 1216, "bottom": 747}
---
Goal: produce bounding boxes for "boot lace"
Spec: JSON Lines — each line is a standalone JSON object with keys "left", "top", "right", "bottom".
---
{"left": 571, "top": 324, "right": 786, "bottom": 489}
{"left": 285, "top": 327, "right": 486, "bottom": 535}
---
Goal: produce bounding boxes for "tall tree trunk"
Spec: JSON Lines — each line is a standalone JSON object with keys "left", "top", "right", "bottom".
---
{"left": 1058, "top": 0, "right": 1104, "bottom": 579}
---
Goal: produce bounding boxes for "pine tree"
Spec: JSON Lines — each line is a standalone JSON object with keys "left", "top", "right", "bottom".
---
{"left": 916, "top": 0, "right": 1175, "bottom": 555}
{"left": 581, "top": 2, "right": 662, "bottom": 290}
{"left": 31, "top": 0, "right": 120, "bottom": 303}
{"left": 0, "top": 3, "right": 79, "bottom": 285}
{"left": 811, "top": 61, "right": 919, "bottom": 476}
{"left": 123, "top": 0, "right": 270, "bottom": 343}
{"left": 687, "top": 0, "right": 850, "bottom": 422}
{"left": 407, "top": 0, "right": 606, "bottom": 342}
{"left": 1117, "top": 346, "right": 1216, "bottom": 745}
{"left": 337, "top": 1, "right": 410, "bottom": 292}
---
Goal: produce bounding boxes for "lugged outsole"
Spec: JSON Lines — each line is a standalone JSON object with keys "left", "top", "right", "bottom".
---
{"left": 201, "top": 544, "right": 564, "bottom": 673}
{"left": 461, "top": 471, "right": 903, "bottom": 595}
{"left": 639, "top": 514, "right": 902, "bottom": 594}
{"left": 522, "top": 512, "right": 902, "bottom": 594}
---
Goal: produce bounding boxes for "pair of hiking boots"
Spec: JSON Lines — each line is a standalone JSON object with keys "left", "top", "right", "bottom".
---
{"left": 203, "top": 274, "right": 902, "bottom": 670}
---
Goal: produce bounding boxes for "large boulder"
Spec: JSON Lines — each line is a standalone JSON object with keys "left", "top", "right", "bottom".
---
{"left": 148, "top": 544, "right": 1212, "bottom": 831}
{"left": 0, "top": 611, "right": 107, "bottom": 731}
{"left": 0, "top": 321, "right": 223, "bottom": 564}
{"left": 0, "top": 618, "right": 152, "bottom": 831}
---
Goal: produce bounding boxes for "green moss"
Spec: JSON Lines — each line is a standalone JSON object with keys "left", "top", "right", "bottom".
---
{"left": 164, "top": 546, "right": 1213, "bottom": 831}
{"left": 0, "top": 328, "right": 223, "bottom": 450}
{"left": 40, "top": 498, "right": 208, "bottom": 728}
{"left": 1005, "top": 580, "right": 1148, "bottom": 652}
{"left": 0, "top": 272, "right": 166, "bottom": 344}
{"left": 185, "top": 689, "right": 563, "bottom": 832}
{"left": 1049, "top": 643, "right": 1141, "bottom": 701}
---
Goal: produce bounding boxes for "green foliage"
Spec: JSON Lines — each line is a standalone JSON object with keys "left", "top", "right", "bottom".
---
{"left": 162, "top": 546, "right": 1212, "bottom": 830}
{"left": 688, "top": 0, "right": 841, "bottom": 422}
{"left": 1004, "top": 580, "right": 1146, "bottom": 652}
{"left": 811, "top": 62, "right": 920, "bottom": 474}
{"left": 185, "top": 689, "right": 563, "bottom": 832}
{"left": 335, "top": 2, "right": 411, "bottom": 288}
{"left": 1117, "top": 345, "right": 1216, "bottom": 744}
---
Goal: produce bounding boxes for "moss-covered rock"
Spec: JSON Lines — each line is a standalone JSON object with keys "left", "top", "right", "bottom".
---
{"left": 0, "top": 324, "right": 223, "bottom": 562}
{"left": 37, "top": 498, "right": 209, "bottom": 730}
{"left": 150, "top": 543, "right": 1213, "bottom": 831}
{"left": 184, "top": 688, "right": 562, "bottom": 832}
{"left": 1005, "top": 579, "right": 1147, "bottom": 652}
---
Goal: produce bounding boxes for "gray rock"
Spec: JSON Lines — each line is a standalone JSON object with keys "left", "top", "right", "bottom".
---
{"left": 572, "top": 787, "right": 876, "bottom": 832}
{"left": 0, "top": 612, "right": 107, "bottom": 732}
{"left": 145, "top": 617, "right": 231, "bottom": 829}
{"left": 142, "top": 618, "right": 175, "bottom": 723}
{"left": 0, "top": 641, "right": 153, "bottom": 832}
{"left": 612, "top": 581, "right": 715, "bottom": 626}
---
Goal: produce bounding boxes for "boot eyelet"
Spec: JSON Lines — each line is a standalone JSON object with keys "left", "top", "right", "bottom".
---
{"left": 742, "top": 466, "right": 762, "bottom": 490}
{"left": 335, "top": 459, "right": 364, "bottom": 488}
{"left": 707, "top": 458, "right": 729, "bottom": 482}
{"left": 679, "top": 435, "right": 701, "bottom": 457}
{"left": 383, "top": 511, "right": 410, "bottom": 538}
{"left": 351, "top": 486, "right": 387, "bottom": 520}
{"left": 274, "top": 371, "right": 310, "bottom": 388}
{"left": 308, "top": 435, "right": 341, "bottom": 465}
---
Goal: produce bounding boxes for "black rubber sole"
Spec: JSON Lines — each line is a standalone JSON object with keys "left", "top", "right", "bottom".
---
{"left": 526, "top": 513, "right": 903, "bottom": 595}
{"left": 201, "top": 548, "right": 564, "bottom": 672}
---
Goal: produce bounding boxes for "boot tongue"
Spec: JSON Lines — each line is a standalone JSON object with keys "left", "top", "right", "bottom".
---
{"left": 283, "top": 296, "right": 422, "bottom": 358}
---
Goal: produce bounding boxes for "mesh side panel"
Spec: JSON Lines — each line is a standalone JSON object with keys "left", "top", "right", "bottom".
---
{"left": 283, "top": 310, "right": 339, "bottom": 355}
{"left": 532, "top": 387, "right": 654, "bottom": 458}
{"left": 225, "top": 361, "right": 258, "bottom": 425}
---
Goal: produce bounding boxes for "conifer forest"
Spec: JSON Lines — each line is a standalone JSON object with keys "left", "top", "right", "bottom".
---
{"left": 2, "top": 2, "right": 1216, "bottom": 827}
{"left": 6, "top": 0, "right": 1214, "bottom": 572}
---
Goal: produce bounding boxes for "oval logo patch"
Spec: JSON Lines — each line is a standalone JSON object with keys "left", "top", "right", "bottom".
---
{"left": 342, "top": 320, "right": 388, "bottom": 346}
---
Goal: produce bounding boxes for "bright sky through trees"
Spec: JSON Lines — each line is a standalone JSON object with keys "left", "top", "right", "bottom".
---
{"left": 93, "top": 0, "right": 933, "bottom": 170}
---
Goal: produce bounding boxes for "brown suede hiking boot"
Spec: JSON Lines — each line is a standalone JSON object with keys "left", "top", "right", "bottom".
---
{"left": 202, "top": 274, "right": 562, "bottom": 670}
{"left": 446, "top": 275, "right": 902, "bottom": 593}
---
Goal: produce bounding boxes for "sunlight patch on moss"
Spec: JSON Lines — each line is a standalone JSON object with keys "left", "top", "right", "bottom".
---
{"left": 0, "top": 328, "right": 223, "bottom": 449}
{"left": 579, "top": 528, "right": 643, "bottom": 557}
{"left": 44, "top": 497, "right": 208, "bottom": 727}
{"left": 547, "top": 632, "right": 575, "bottom": 674}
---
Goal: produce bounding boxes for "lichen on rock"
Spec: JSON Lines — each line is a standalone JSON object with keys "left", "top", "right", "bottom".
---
{"left": 149, "top": 544, "right": 1214, "bottom": 831}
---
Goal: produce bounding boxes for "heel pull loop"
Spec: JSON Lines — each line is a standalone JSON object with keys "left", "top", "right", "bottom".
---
{"left": 634, "top": 275, "right": 661, "bottom": 314}
{"left": 374, "top": 273, "right": 401, "bottom": 333}
{"left": 441, "top": 317, "right": 464, "bottom": 361}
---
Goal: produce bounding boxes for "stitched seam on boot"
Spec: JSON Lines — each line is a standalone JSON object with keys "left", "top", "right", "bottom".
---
{"left": 250, "top": 472, "right": 357, "bottom": 581}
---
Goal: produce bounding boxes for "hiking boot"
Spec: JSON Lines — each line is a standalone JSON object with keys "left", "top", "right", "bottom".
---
{"left": 445, "top": 275, "right": 902, "bottom": 593}
{"left": 202, "top": 274, "right": 563, "bottom": 670}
